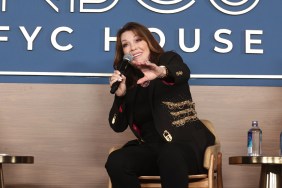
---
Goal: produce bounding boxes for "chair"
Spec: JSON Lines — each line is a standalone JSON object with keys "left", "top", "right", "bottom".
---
{"left": 108, "top": 119, "right": 223, "bottom": 188}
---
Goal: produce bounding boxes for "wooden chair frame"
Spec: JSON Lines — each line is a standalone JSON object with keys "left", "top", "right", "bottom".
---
{"left": 108, "top": 119, "right": 223, "bottom": 188}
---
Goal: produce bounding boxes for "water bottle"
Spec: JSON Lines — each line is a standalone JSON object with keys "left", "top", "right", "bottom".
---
{"left": 247, "top": 121, "right": 262, "bottom": 156}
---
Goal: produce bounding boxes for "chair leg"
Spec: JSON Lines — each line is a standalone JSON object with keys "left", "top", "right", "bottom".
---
{"left": 217, "top": 152, "right": 223, "bottom": 188}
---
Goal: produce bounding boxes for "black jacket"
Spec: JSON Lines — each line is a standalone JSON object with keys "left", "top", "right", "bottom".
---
{"left": 108, "top": 51, "right": 215, "bottom": 164}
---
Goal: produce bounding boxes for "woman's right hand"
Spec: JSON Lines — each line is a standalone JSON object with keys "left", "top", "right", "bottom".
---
{"left": 109, "top": 70, "right": 127, "bottom": 97}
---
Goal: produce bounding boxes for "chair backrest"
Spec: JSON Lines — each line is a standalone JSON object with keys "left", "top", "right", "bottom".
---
{"left": 201, "top": 119, "right": 221, "bottom": 170}
{"left": 201, "top": 119, "right": 220, "bottom": 144}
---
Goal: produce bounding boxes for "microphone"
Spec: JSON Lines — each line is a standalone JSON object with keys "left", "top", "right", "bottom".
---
{"left": 110, "top": 54, "right": 133, "bottom": 94}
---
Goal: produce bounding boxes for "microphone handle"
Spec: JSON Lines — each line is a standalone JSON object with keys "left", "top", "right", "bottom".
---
{"left": 110, "top": 58, "right": 130, "bottom": 94}
{"left": 110, "top": 80, "right": 121, "bottom": 94}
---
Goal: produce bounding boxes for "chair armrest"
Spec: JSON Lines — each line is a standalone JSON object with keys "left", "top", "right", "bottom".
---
{"left": 203, "top": 144, "right": 221, "bottom": 169}
{"left": 109, "top": 146, "right": 120, "bottom": 154}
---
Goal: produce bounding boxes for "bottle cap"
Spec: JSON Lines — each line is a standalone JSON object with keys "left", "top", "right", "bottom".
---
{"left": 252, "top": 121, "right": 258, "bottom": 126}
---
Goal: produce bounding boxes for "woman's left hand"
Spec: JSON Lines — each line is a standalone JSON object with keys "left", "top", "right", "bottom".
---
{"left": 134, "top": 60, "right": 166, "bottom": 85}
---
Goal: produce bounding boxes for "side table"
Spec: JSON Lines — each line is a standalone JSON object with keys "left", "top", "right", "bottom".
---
{"left": 0, "top": 155, "right": 34, "bottom": 188}
{"left": 229, "top": 156, "right": 282, "bottom": 188}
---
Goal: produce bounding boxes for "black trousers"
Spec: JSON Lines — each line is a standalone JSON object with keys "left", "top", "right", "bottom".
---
{"left": 105, "top": 140, "right": 200, "bottom": 188}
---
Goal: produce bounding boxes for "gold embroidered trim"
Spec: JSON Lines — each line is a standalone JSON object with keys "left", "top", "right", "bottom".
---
{"left": 169, "top": 108, "right": 194, "bottom": 116}
{"left": 171, "top": 115, "right": 198, "bottom": 127}
{"left": 162, "top": 100, "right": 195, "bottom": 110}
{"left": 176, "top": 71, "right": 183, "bottom": 76}
{"left": 162, "top": 100, "right": 198, "bottom": 127}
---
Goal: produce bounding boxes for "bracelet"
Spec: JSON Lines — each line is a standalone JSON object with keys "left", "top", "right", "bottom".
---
{"left": 158, "top": 65, "right": 168, "bottom": 78}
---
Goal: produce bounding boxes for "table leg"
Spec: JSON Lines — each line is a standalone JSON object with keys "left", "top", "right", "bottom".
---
{"left": 259, "top": 164, "right": 282, "bottom": 188}
{"left": 0, "top": 164, "right": 4, "bottom": 188}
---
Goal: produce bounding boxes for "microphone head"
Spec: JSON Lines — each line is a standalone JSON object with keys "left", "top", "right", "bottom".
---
{"left": 123, "top": 54, "right": 133, "bottom": 62}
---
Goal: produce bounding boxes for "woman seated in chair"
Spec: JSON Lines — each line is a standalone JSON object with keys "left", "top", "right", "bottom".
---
{"left": 106, "top": 22, "right": 215, "bottom": 188}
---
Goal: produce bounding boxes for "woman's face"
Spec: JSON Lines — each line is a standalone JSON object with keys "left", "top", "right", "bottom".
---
{"left": 120, "top": 30, "right": 150, "bottom": 66}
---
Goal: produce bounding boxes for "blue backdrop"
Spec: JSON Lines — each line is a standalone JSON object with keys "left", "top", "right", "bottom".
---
{"left": 0, "top": 0, "right": 281, "bottom": 86}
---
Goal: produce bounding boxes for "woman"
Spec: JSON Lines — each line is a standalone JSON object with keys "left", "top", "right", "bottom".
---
{"left": 105, "top": 22, "right": 215, "bottom": 188}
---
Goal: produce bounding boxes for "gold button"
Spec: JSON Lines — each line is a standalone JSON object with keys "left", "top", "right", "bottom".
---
{"left": 112, "top": 114, "right": 117, "bottom": 124}
{"left": 163, "top": 130, "right": 173, "bottom": 142}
